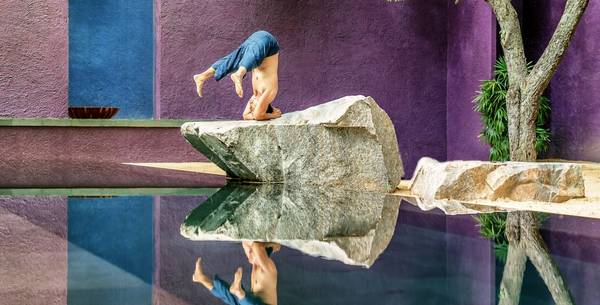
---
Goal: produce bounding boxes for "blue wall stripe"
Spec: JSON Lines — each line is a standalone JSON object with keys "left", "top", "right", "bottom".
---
{"left": 69, "top": 0, "right": 154, "bottom": 118}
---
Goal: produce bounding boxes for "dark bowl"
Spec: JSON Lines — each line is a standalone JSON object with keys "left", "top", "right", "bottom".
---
{"left": 68, "top": 107, "right": 119, "bottom": 119}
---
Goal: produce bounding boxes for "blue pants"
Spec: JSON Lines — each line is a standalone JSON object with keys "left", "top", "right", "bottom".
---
{"left": 211, "top": 30, "right": 280, "bottom": 81}
{"left": 210, "top": 275, "right": 266, "bottom": 305}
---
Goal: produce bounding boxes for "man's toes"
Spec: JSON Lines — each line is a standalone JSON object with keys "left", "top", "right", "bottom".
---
{"left": 197, "top": 84, "right": 203, "bottom": 97}
{"left": 196, "top": 258, "right": 203, "bottom": 271}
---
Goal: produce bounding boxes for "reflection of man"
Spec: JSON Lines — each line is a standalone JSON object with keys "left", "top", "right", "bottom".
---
{"left": 193, "top": 241, "right": 280, "bottom": 305}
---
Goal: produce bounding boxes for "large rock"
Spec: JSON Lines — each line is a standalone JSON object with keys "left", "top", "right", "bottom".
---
{"left": 409, "top": 157, "right": 585, "bottom": 204}
{"left": 181, "top": 95, "right": 403, "bottom": 192}
{"left": 180, "top": 183, "right": 401, "bottom": 267}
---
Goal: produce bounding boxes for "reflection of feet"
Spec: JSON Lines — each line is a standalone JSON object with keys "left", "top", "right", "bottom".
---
{"left": 193, "top": 257, "right": 207, "bottom": 283}
{"left": 193, "top": 74, "right": 207, "bottom": 97}
{"left": 229, "top": 267, "right": 245, "bottom": 299}
{"left": 230, "top": 72, "right": 244, "bottom": 98}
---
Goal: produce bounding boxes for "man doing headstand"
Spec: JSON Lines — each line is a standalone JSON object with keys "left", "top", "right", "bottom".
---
{"left": 193, "top": 31, "right": 282, "bottom": 121}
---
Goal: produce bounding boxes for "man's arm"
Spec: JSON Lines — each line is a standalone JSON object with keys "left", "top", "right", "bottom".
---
{"left": 253, "top": 89, "right": 280, "bottom": 121}
{"left": 251, "top": 242, "right": 274, "bottom": 270}
{"left": 243, "top": 99, "right": 254, "bottom": 120}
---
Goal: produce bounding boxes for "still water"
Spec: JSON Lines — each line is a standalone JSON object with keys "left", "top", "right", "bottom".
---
{"left": 0, "top": 183, "right": 598, "bottom": 305}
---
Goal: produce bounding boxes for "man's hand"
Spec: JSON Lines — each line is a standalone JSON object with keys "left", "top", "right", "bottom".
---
{"left": 268, "top": 243, "right": 281, "bottom": 253}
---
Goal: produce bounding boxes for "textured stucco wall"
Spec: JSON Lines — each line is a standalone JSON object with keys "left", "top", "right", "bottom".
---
{"left": 0, "top": 0, "right": 68, "bottom": 118}
{"left": 69, "top": 0, "right": 154, "bottom": 118}
{"left": 0, "top": 127, "right": 226, "bottom": 187}
{"left": 157, "top": 0, "right": 449, "bottom": 176}
{"left": 446, "top": 2, "right": 495, "bottom": 161}
{"left": 0, "top": 127, "right": 204, "bottom": 163}
{"left": 533, "top": 1, "right": 600, "bottom": 162}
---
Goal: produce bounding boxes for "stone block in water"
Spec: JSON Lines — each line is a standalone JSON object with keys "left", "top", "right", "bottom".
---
{"left": 181, "top": 95, "right": 403, "bottom": 192}
{"left": 409, "top": 157, "right": 585, "bottom": 204}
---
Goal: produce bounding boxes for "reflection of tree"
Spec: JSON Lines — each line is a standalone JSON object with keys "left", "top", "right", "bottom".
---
{"left": 499, "top": 211, "right": 574, "bottom": 305}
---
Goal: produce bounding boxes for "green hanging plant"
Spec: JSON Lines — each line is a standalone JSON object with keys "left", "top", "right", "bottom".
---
{"left": 473, "top": 57, "right": 552, "bottom": 162}
{"left": 474, "top": 212, "right": 550, "bottom": 263}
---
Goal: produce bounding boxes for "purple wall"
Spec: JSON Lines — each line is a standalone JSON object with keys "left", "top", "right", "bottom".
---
{"left": 446, "top": 2, "right": 496, "bottom": 161}
{"left": 157, "top": 0, "right": 449, "bottom": 176}
{"left": 0, "top": 127, "right": 203, "bottom": 163}
{"left": 448, "top": 1, "right": 600, "bottom": 162}
{"left": 0, "top": 0, "right": 68, "bottom": 118}
{"left": 0, "top": 127, "right": 227, "bottom": 187}
{"left": 532, "top": 1, "right": 600, "bottom": 162}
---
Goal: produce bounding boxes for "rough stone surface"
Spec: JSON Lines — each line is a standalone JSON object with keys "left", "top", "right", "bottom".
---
{"left": 180, "top": 183, "right": 401, "bottom": 267}
{"left": 410, "top": 157, "right": 585, "bottom": 203}
{"left": 182, "top": 96, "right": 403, "bottom": 192}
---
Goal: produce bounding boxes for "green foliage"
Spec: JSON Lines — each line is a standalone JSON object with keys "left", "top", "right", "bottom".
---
{"left": 474, "top": 212, "right": 550, "bottom": 262}
{"left": 474, "top": 213, "right": 509, "bottom": 262}
{"left": 473, "top": 57, "right": 552, "bottom": 161}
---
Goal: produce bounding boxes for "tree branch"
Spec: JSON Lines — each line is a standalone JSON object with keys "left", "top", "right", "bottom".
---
{"left": 485, "top": 0, "right": 528, "bottom": 86}
{"left": 525, "top": 0, "right": 589, "bottom": 103}
{"left": 498, "top": 244, "right": 527, "bottom": 305}
{"left": 521, "top": 213, "right": 575, "bottom": 305}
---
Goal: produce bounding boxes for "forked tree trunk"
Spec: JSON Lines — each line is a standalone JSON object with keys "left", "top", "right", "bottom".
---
{"left": 485, "top": 0, "right": 589, "bottom": 162}
{"left": 499, "top": 212, "right": 574, "bottom": 305}
{"left": 473, "top": 1, "right": 587, "bottom": 304}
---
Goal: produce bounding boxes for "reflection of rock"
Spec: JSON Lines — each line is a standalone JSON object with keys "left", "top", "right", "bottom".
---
{"left": 410, "top": 158, "right": 585, "bottom": 204}
{"left": 181, "top": 95, "right": 403, "bottom": 192}
{"left": 180, "top": 183, "right": 401, "bottom": 267}
{"left": 399, "top": 194, "right": 503, "bottom": 215}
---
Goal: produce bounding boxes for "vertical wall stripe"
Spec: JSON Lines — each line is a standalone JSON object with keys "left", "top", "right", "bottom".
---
{"left": 69, "top": 0, "right": 155, "bottom": 118}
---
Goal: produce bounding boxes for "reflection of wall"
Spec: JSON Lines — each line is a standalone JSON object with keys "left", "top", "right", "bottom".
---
{"left": 67, "top": 197, "right": 154, "bottom": 305}
{"left": 0, "top": 196, "right": 68, "bottom": 305}
{"left": 445, "top": 215, "right": 494, "bottom": 305}
{"left": 157, "top": 0, "right": 449, "bottom": 176}
{"left": 155, "top": 195, "right": 242, "bottom": 305}
{"left": 69, "top": 0, "right": 154, "bottom": 118}
{"left": 541, "top": 216, "right": 600, "bottom": 305}
{"left": 0, "top": 0, "right": 68, "bottom": 118}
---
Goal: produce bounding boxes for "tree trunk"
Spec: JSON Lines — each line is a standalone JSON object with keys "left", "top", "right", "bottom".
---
{"left": 485, "top": 0, "right": 588, "bottom": 162}
{"left": 498, "top": 243, "right": 527, "bottom": 305}
{"left": 498, "top": 212, "right": 575, "bottom": 305}
{"left": 522, "top": 213, "right": 574, "bottom": 305}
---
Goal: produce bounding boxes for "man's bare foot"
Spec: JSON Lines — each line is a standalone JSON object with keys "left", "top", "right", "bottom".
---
{"left": 192, "top": 258, "right": 211, "bottom": 285}
{"left": 229, "top": 267, "right": 246, "bottom": 299}
{"left": 193, "top": 74, "right": 209, "bottom": 97}
{"left": 230, "top": 72, "right": 244, "bottom": 98}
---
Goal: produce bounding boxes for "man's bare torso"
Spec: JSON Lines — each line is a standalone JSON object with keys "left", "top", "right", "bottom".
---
{"left": 251, "top": 53, "right": 279, "bottom": 98}
{"left": 251, "top": 260, "right": 278, "bottom": 305}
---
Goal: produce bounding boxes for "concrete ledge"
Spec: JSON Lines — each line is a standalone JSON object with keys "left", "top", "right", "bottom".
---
{"left": 0, "top": 187, "right": 218, "bottom": 196}
{"left": 0, "top": 118, "right": 190, "bottom": 127}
